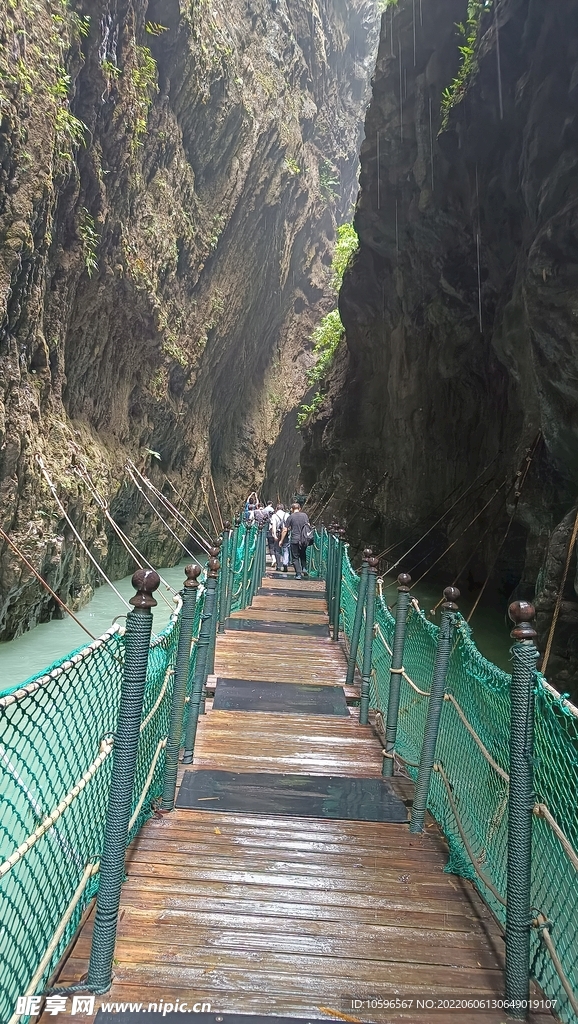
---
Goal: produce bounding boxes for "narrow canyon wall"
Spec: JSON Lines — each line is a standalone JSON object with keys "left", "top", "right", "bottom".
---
{"left": 0, "top": 0, "right": 377, "bottom": 638}
{"left": 301, "top": 0, "right": 578, "bottom": 689}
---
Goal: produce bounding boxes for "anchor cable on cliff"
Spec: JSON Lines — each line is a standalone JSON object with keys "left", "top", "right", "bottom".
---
{"left": 0, "top": 526, "right": 98, "bottom": 642}
{"left": 128, "top": 461, "right": 213, "bottom": 553}
{"left": 373, "top": 453, "right": 502, "bottom": 569}
{"left": 162, "top": 477, "right": 213, "bottom": 548}
{"left": 126, "top": 464, "right": 207, "bottom": 561}
{"left": 36, "top": 457, "right": 132, "bottom": 612}
{"left": 71, "top": 463, "right": 177, "bottom": 610}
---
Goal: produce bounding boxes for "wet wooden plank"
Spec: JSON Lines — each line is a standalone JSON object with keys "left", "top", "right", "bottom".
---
{"left": 229, "top": 606, "right": 329, "bottom": 623}
{"left": 115, "top": 888, "right": 499, "bottom": 933}
{"left": 55, "top": 964, "right": 554, "bottom": 1024}
{"left": 72, "top": 925, "right": 502, "bottom": 971}
{"left": 252, "top": 596, "right": 328, "bottom": 611}
{"left": 124, "top": 832, "right": 449, "bottom": 866}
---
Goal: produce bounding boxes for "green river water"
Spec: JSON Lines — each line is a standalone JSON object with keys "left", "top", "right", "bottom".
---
{"left": 0, "top": 557, "right": 202, "bottom": 695}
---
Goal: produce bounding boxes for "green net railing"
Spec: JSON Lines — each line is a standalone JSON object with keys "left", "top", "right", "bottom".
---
{"left": 0, "top": 606, "right": 180, "bottom": 1023}
{"left": 230, "top": 524, "right": 259, "bottom": 612}
{"left": 0, "top": 524, "right": 261, "bottom": 1021}
{"left": 329, "top": 530, "right": 578, "bottom": 1024}
{"left": 2, "top": 615, "right": 182, "bottom": 1014}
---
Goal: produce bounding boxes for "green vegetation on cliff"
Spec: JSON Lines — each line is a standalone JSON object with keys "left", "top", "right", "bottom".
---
{"left": 297, "top": 224, "right": 358, "bottom": 427}
{"left": 440, "top": 0, "right": 493, "bottom": 128}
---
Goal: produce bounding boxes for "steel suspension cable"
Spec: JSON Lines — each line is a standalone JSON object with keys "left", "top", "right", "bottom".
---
{"left": 534, "top": 507, "right": 578, "bottom": 674}
{"left": 126, "top": 465, "right": 201, "bottom": 562}
{"left": 128, "top": 462, "right": 211, "bottom": 552}
{"left": 374, "top": 454, "right": 501, "bottom": 565}
{"left": 200, "top": 477, "right": 219, "bottom": 536}
{"left": 72, "top": 466, "right": 177, "bottom": 608}
{"left": 209, "top": 472, "right": 224, "bottom": 531}
{"left": 37, "top": 457, "right": 131, "bottom": 611}
{"left": 409, "top": 480, "right": 509, "bottom": 591}
{"left": 0, "top": 526, "right": 97, "bottom": 641}
{"left": 466, "top": 433, "right": 541, "bottom": 623}
{"left": 423, "top": 433, "right": 542, "bottom": 617}
{"left": 162, "top": 477, "right": 213, "bottom": 546}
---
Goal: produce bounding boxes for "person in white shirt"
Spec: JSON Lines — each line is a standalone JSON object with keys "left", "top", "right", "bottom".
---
{"left": 270, "top": 504, "right": 290, "bottom": 572}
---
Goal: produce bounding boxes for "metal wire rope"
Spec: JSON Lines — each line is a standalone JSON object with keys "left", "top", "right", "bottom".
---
{"left": 72, "top": 465, "right": 176, "bottom": 609}
{"left": 37, "top": 457, "right": 131, "bottom": 611}
{"left": 373, "top": 453, "right": 501, "bottom": 562}
{"left": 126, "top": 465, "right": 201, "bottom": 562}
{"left": 128, "top": 461, "right": 212, "bottom": 552}
{"left": 0, "top": 526, "right": 97, "bottom": 642}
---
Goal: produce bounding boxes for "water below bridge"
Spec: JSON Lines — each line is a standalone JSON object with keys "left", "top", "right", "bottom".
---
{"left": 0, "top": 555, "right": 514, "bottom": 697}
{"left": 0, "top": 554, "right": 204, "bottom": 695}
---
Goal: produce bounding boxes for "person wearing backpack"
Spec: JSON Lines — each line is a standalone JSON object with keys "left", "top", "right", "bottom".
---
{"left": 270, "top": 504, "right": 290, "bottom": 572}
{"left": 280, "top": 503, "right": 311, "bottom": 579}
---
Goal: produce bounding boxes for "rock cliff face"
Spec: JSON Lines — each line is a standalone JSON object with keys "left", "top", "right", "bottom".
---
{"left": 0, "top": 0, "right": 377, "bottom": 638}
{"left": 301, "top": 0, "right": 578, "bottom": 690}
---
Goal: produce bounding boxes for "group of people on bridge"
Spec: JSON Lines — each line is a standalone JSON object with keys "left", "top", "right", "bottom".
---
{"left": 244, "top": 496, "right": 313, "bottom": 579}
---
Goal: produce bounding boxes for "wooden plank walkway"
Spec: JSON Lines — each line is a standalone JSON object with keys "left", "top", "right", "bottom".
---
{"left": 44, "top": 574, "right": 553, "bottom": 1023}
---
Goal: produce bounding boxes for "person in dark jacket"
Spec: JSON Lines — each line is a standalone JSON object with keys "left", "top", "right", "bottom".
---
{"left": 280, "top": 503, "right": 310, "bottom": 579}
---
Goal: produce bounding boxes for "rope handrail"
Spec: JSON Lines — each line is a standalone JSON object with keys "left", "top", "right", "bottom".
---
{"left": 433, "top": 762, "right": 507, "bottom": 908}
{"left": 319, "top": 529, "right": 578, "bottom": 1019}
{"left": 533, "top": 803, "right": 578, "bottom": 874}
{"left": 7, "top": 862, "right": 101, "bottom": 1024}
{"left": 534, "top": 915, "right": 578, "bottom": 1017}
{"left": 443, "top": 693, "right": 509, "bottom": 781}
{"left": 0, "top": 738, "right": 114, "bottom": 878}
{"left": 139, "top": 667, "right": 173, "bottom": 731}
{"left": 1, "top": 655, "right": 175, "bottom": 879}
{"left": 374, "top": 623, "right": 430, "bottom": 696}
{"left": 9, "top": 739, "right": 170, "bottom": 1022}
{"left": 0, "top": 626, "right": 122, "bottom": 707}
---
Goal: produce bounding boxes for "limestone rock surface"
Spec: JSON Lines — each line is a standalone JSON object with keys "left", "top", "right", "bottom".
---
{"left": 0, "top": 0, "right": 377, "bottom": 637}
{"left": 301, "top": 0, "right": 578, "bottom": 691}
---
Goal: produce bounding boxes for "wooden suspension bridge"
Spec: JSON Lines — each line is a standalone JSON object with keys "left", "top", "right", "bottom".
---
{"left": 39, "top": 571, "right": 556, "bottom": 1024}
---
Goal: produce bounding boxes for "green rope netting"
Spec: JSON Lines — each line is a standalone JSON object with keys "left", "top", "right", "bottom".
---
{"left": 0, "top": 531, "right": 260, "bottom": 1020}
{"left": 230, "top": 524, "right": 258, "bottom": 612}
{"left": 329, "top": 532, "right": 578, "bottom": 1024}
{"left": 0, "top": 608, "right": 182, "bottom": 1021}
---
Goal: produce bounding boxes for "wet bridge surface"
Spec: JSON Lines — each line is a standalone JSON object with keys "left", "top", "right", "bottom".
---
{"left": 47, "top": 576, "right": 553, "bottom": 1024}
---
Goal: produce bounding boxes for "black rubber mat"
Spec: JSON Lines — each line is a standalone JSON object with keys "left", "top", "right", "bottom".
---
{"left": 97, "top": 1014, "right": 341, "bottom": 1023}
{"left": 259, "top": 586, "right": 325, "bottom": 599}
{"left": 176, "top": 769, "right": 409, "bottom": 822}
{"left": 226, "top": 618, "right": 328, "bottom": 637}
{"left": 212, "top": 677, "right": 349, "bottom": 715}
